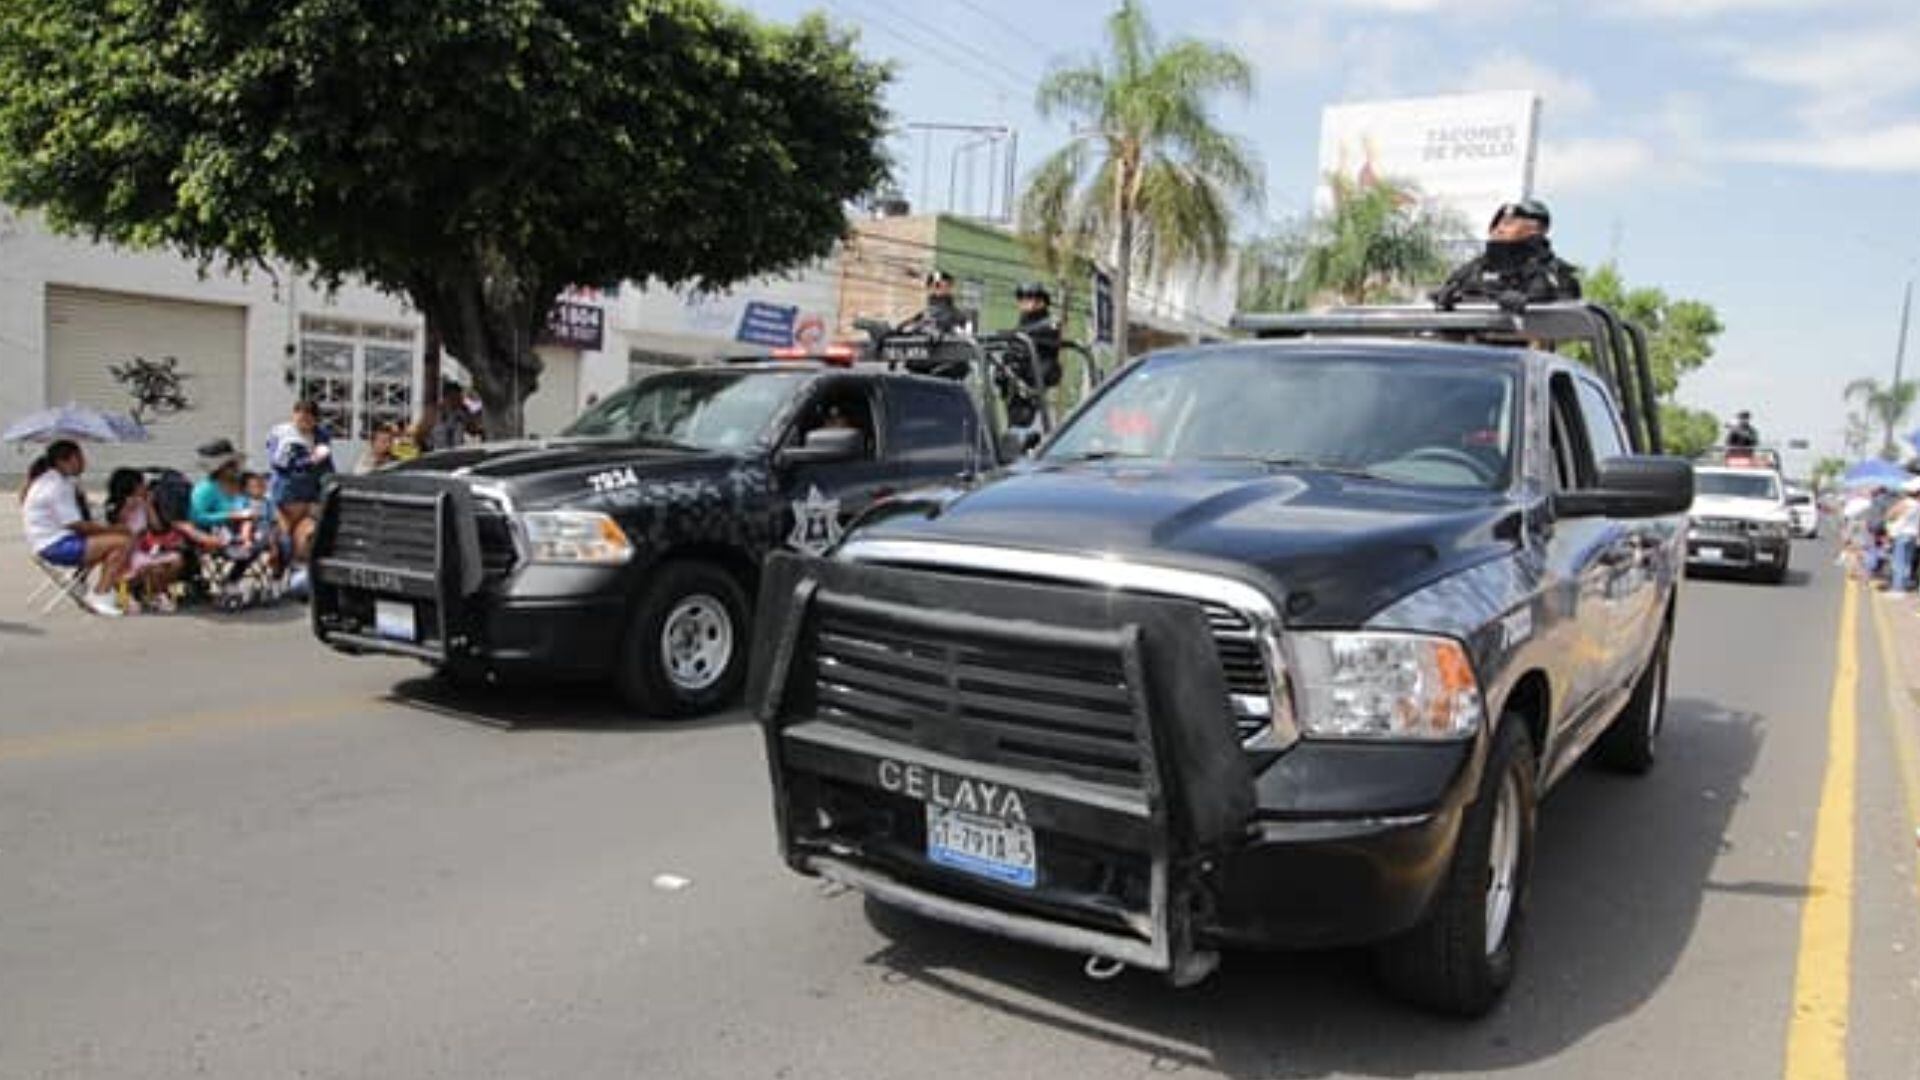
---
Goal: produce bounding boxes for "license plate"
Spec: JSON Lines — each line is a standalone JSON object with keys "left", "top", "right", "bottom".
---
{"left": 374, "top": 600, "right": 417, "bottom": 642}
{"left": 926, "top": 805, "right": 1037, "bottom": 889}
{"left": 1697, "top": 546, "right": 1725, "bottom": 562}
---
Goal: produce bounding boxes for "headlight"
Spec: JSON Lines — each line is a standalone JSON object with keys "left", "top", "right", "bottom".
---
{"left": 1286, "top": 632, "right": 1483, "bottom": 740}
{"left": 515, "top": 511, "right": 634, "bottom": 565}
{"left": 1750, "top": 520, "right": 1789, "bottom": 538}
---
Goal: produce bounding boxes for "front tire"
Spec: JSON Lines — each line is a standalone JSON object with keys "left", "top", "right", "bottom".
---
{"left": 1597, "top": 623, "right": 1671, "bottom": 774}
{"left": 615, "top": 560, "right": 749, "bottom": 718}
{"left": 1375, "top": 718, "right": 1538, "bottom": 1017}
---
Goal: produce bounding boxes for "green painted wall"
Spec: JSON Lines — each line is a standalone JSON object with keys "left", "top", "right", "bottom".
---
{"left": 931, "top": 215, "right": 1100, "bottom": 408}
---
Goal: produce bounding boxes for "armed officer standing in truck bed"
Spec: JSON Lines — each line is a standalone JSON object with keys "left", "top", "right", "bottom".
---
{"left": 1434, "top": 199, "right": 1582, "bottom": 311}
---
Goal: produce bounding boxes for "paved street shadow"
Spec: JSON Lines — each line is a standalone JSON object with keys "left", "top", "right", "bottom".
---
{"left": 0, "top": 619, "right": 47, "bottom": 637}
{"left": 1685, "top": 566, "right": 1811, "bottom": 588}
{"left": 855, "top": 696, "right": 1765, "bottom": 1078}
{"left": 381, "top": 674, "right": 750, "bottom": 734}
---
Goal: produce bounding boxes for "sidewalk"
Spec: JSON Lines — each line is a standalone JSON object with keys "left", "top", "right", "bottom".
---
{"left": 1861, "top": 579, "right": 1920, "bottom": 865}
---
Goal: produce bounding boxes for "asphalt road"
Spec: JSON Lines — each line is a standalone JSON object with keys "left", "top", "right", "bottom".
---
{"left": 3, "top": 541, "right": 1918, "bottom": 1080}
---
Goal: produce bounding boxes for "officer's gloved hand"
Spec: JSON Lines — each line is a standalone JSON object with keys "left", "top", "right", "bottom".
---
{"left": 1495, "top": 290, "right": 1529, "bottom": 315}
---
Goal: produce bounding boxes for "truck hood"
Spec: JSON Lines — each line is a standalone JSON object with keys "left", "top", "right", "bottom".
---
{"left": 1689, "top": 495, "right": 1788, "bottom": 523}
{"left": 855, "top": 461, "right": 1521, "bottom": 625}
{"left": 387, "top": 438, "right": 742, "bottom": 505}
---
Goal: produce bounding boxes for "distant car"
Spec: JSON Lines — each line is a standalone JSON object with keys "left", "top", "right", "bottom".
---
{"left": 1786, "top": 488, "right": 1819, "bottom": 539}
{"left": 1688, "top": 466, "right": 1793, "bottom": 582}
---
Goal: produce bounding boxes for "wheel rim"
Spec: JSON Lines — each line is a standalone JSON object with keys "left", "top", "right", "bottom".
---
{"left": 659, "top": 594, "right": 733, "bottom": 693}
{"left": 1485, "top": 770, "right": 1523, "bottom": 955}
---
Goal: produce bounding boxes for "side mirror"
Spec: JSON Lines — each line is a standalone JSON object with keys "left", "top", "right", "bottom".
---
{"left": 1555, "top": 456, "right": 1694, "bottom": 519}
{"left": 777, "top": 426, "right": 864, "bottom": 468}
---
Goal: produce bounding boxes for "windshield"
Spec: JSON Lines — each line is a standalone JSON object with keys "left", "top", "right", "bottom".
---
{"left": 1696, "top": 471, "right": 1780, "bottom": 500}
{"left": 1044, "top": 348, "right": 1517, "bottom": 490}
{"left": 563, "top": 370, "right": 805, "bottom": 450}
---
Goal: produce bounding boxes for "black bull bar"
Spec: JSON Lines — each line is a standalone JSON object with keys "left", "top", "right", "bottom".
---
{"left": 308, "top": 473, "right": 487, "bottom": 663}
{"left": 748, "top": 553, "right": 1256, "bottom": 984}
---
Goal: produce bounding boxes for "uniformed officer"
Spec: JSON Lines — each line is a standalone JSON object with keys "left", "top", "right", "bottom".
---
{"left": 1012, "top": 281, "right": 1063, "bottom": 389}
{"left": 1726, "top": 411, "right": 1760, "bottom": 449}
{"left": 902, "top": 270, "right": 975, "bottom": 335}
{"left": 1434, "top": 199, "right": 1582, "bottom": 312}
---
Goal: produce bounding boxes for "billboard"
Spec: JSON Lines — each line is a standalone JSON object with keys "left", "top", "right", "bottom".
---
{"left": 1316, "top": 91, "right": 1540, "bottom": 239}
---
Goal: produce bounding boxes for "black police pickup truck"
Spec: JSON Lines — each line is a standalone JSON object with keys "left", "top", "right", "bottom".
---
{"left": 750, "top": 305, "right": 1694, "bottom": 1015}
{"left": 310, "top": 360, "right": 995, "bottom": 715}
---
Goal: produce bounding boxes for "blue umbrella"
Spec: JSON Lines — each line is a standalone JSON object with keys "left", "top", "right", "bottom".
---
{"left": 1841, "top": 459, "right": 1908, "bottom": 489}
{"left": 3, "top": 403, "right": 148, "bottom": 444}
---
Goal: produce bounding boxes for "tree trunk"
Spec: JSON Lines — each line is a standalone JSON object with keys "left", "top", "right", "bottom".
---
{"left": 1115, "top": 202, "right": 1134, "bottom": 366}
{"left": 409, "top": 251, "right": 552, "bottom": 442}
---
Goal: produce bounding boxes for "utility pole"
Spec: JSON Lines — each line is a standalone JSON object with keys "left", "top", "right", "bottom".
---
{"left": 1895, "top": 278, "right": 1912, "bottom": 389}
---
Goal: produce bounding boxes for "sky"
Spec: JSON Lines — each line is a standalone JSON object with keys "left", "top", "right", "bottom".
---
{"left": 742, "top": 0, "right": 1919, "bottom": 461}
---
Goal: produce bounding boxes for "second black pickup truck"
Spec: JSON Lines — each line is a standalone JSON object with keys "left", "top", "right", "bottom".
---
{"left": 310, "top": 360, "right": 996, "bottom": 715}
{"left": 751, "top": 305, "right": 1694, "bottom": 1015}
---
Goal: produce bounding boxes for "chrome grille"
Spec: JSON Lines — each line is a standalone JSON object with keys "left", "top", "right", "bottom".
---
{"left": 1202, "top": 602, "right": 1276, "bottom": 742}
{"left": 471, "top": 496, "right": 520, "bottom": 578}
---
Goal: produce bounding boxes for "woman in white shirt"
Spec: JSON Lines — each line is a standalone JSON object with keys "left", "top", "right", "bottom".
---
{"left": 19, "top": 440, "right": 131, "bottom": 617}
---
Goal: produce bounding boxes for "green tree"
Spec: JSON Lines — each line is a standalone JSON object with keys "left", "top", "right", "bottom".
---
{"left": 1811, "top": 456, "right": 1846, "bottom": 493}
{"left": 0, "top": 0, "right": 889, "bottom": 436}
{"left": 1581, "top": 265, "right": 1724, "bottom": 400}
{"left": 1574, "top": 264, "right": 1726, "bottom": 453}
{"left": 1294, "top": 176, "right": 1455, "bottom": 306}
{"left": 1236, "top": 228, "right": 1311, "bottom": 313}
{"left": 1660, "top": 403, "right": 1722, "bottom": 459}
{"left": 1020, "top": 0, "right": 1262, "bottom": 362}
{"left": 1843, "top": 377, "right": 1919, "bottom": 460}
{"left": 1844, "top": 410, "right": 1874, "bottom": 459}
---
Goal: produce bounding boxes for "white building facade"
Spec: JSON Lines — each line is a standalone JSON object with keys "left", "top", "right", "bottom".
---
{"left": 0, "top": 210, "right": 842, "bottom": 476}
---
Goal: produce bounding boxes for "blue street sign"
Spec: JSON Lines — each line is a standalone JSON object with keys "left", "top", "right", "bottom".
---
{"left": 737, "top": 301, "right": 800, "bottom": 348}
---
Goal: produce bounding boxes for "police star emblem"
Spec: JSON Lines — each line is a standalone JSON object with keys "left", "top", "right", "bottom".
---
{"left": 788, "top": 484, "right": 843, "bottom": 556}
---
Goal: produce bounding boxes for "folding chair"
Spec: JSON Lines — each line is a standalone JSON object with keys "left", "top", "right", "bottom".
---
{"left": 27, "top": 555, "right": 95, "bottom": 616}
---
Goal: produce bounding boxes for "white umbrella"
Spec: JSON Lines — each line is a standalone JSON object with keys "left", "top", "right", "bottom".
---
{"left": 3, "top": 403, "right": 150, "bottom": 444}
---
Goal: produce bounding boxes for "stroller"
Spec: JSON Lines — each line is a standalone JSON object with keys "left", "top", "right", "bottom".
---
{"left": 145, "top": 467, "right": 284, "bottom": 611}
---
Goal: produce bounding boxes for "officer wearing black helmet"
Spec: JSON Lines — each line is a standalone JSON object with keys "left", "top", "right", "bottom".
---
{"left": 1434, "top": 198, "right": 1582, "bottom": 312}
{"left": 1727, "top": 410, "right": 1760, "bottom": 449}
{"left": 1013, "top": 281, "right": 1063, "bottom": 389}
{"left": 901, "top": 270, "right": 975, "bottom": 336}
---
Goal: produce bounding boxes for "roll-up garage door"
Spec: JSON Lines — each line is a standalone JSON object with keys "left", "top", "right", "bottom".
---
{"left": 45, "top": 286, "right": 247, "bottom": 476}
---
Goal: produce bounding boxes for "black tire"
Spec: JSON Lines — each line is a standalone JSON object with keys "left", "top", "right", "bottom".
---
{"left": 1597, "top": 624, "right": 1671, "bottom": 774}
{"left": 614, "top": 560, "right": 750, "bottom": 718}
{"left": 1375, "top": 719, "right": 1537, "bottom": 1017}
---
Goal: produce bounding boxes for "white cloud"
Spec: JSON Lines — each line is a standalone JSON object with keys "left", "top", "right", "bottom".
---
{"left": 1729, "top": 22, "right": 1920, "bottom": 127}
{"left": 1459, "top": 54, "right": 1596, "bottom": 116}
{"left": 1224, "top": 9, "right": 1336, "bottom": 80}
{"left": 1223, "top": 8, "right": 1420, "bottom": 100}
{"left": 1614, "top": 0, "right": 1824, "bottom": 17}
{"left": 1536, "top": 137, "right": 1657, "bottom": 193}
{"left": 1313, "top": 0, "right": 1519, "bottom": 13}
{"left": 1726, "top": 123, "right": 1920, "bottom": 172}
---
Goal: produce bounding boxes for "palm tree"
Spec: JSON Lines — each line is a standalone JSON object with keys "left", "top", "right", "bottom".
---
{"left": 1020, "top": 0, "right": 1261, "bottom": 362}
{"left": 1295, "top": 174, "right": 1454, "bottom": 305}
{"left": 1843, "top": 377, "right": 1919, "bottom": 459}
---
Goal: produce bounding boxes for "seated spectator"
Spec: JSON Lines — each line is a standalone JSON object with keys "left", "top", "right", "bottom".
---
{"left": 238, "top": 471, "right": 290, "bottom": 571}
{"left": 266, "top": 400, "right": 335, "bottom": 565}
{"left": 191, "top": 440, "right": 267, "bottom": 558}
{"left": 106, "top": 468, "right": 186, "bottom": 614}
{"left": 19, "top": 439, "right": 130, "bottom": 617}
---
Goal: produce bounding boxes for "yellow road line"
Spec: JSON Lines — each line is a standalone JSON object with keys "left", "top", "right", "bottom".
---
{"left": 1865, "top": 592, "right": 1920, "bottom": 915}
{"left": 1784, "top": 578, "right": 1858, "bottom": 1080}
{"left": 0, "top": 694, "right": 368, "bottom": 765}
